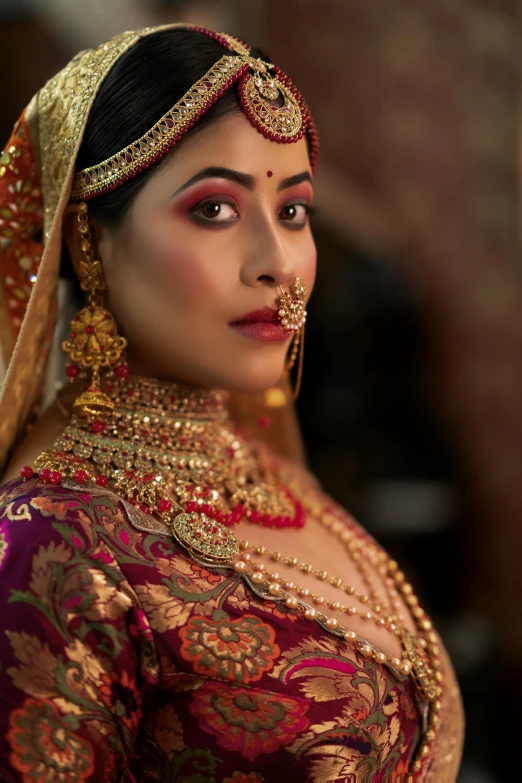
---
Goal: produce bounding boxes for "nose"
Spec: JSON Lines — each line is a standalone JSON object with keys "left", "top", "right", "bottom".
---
{"left": 240, "top": 216, "right": 296, "bottom": 289}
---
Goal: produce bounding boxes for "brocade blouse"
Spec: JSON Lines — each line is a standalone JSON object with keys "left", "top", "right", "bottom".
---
{"left": 0, "top": 473, "right": 464, "bottom": 782}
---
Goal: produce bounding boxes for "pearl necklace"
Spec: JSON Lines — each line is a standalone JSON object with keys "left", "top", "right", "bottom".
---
{"left": 28, "top": 373, "right": 443, "bottom": 776}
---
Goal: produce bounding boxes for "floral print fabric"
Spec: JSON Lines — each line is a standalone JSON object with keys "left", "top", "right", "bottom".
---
{"left": 0, "top": 477, "right": 462, "bottom": 781}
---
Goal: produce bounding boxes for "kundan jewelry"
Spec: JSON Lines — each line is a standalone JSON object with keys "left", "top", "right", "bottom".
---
{"left": 71, "top": 28, "right": 318, "bottom": 201}
{"left": 24, "top": 373, "right": 442, "bottom": 774}
{"left": 62, "top": 201, "right": 127, "bottom": 415}
{"left": 279, "top": 276, "right": 307, "bottom": 401}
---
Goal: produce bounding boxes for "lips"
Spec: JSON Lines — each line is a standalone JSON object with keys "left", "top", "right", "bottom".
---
{"left": 229, "top": 306, "right": 288, "bottom": 343}
{"left": 230, "top": 306, "right": 280, "bottom": 325}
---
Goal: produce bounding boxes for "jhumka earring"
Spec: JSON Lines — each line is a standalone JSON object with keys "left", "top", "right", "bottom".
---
{"left": 63, "top": 201, "right": 127, "bottom": 415}
{"left": 264, "top": 277, "right": 307, "bottom": 407}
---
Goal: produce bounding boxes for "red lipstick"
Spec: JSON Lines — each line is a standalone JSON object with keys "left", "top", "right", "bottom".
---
{"left": 229, "top": 306, "right": 289, "bottom": 343}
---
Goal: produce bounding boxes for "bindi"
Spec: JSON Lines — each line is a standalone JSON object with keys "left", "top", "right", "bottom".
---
{"left": 266, "top": 170, "right": 273, "bottom": 178}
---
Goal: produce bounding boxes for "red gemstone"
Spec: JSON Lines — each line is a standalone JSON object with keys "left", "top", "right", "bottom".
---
{"left": 91, "top": 420, "right": 105, "bottom": 434}
{"left": 201, "top": 503, "right": 212, "bottom": 515}
{"left": 186, "top": 501, "right": 198, "bottom": 513}
{"left": 158, "top": 499, "right": 172, "bottom": 513}
{"left": 20, "top": 465, "right": 34, "bottom": 481}
{"left": 66, "top": 364, "right": 79, "bottom": 378}
{"left": 95, "top": 475, "right": 108, "bottom": 487}
{"left": 74, "top": 469, "right": 88, "bottom": 484}
{"left": 139, "top": 504, "right": 150, "bottom": 514}
{"left": 116, "top": 363, "right": 129, "bottom": 378}
{"left": 85, "top": 324, "right": 95, "bottom": 335}
{"left": 257, "top": 415, "right": 271, "bottom": 429}
{"left": 49, "top": 471, "right": 62, "bottom": 485}
{"left": 39, "top": 468, "right": 51, "bottom": 482}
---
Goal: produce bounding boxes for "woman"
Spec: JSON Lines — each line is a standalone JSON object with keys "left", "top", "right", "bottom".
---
{"left": 0, "top": 25, "right": 463, "bottom": 781}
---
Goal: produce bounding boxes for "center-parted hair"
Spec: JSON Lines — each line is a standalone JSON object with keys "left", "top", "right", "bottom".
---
{"left": 75, "top": 29, "right": 269, "bottom": 227}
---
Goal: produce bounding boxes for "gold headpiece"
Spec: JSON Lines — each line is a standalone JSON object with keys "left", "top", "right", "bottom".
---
{"left": 0, "top": 24, "right": 315, "bottom": 471}
{"left": 71, "top": 28, "right": 318, "bottom": 200}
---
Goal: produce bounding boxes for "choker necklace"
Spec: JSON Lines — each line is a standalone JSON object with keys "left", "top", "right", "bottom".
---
{"left": 25, "top": 373, "right": 442, "bottom": 774}
{"left": 35, "top": 374, "right": 303, "bottom": 531}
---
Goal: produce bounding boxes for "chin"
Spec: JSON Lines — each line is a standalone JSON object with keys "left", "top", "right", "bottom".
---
{"left": 217, "top": 355, "right": 287, "bottom": 395}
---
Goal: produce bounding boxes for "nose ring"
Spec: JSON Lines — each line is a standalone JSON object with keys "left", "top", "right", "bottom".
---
{"left": 277, "top": 277, "right": 307, "bottom": 333}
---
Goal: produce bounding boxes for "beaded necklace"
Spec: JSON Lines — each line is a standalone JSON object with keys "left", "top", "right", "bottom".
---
{"left": 28, "top": 374, "right": 443, "bottom": 775}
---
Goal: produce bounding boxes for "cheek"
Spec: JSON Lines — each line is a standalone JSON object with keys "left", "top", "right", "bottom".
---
{"left": 301, "top": 237, "right": 318, "bottom": 293}
{"left": 133, "top": 219, "right": 218, "bottom": 304}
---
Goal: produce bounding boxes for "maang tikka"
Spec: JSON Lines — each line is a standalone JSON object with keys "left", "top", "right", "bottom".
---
{"left": 63, "top": 201, "right": 127, "bottom": 415}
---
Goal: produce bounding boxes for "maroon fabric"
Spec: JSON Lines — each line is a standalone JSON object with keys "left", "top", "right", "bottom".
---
{"left": 0, "top": 477, "right": 430, "bottom": 781}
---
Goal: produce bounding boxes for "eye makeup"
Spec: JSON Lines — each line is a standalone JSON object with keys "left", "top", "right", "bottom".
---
{"left": 172, "top": 177, "right": 314, "bottom": 230}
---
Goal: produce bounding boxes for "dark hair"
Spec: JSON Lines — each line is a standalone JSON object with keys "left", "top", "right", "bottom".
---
{"left": 75, "top": 29, "right": 268, "bottom": 228}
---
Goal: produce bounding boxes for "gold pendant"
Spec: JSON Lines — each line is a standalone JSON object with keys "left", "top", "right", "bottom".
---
{"left": 170, "top": 512, "right": 239, "bottom": 563}
{"left": 401, "top": 627, "right": 441, "bottom": 702}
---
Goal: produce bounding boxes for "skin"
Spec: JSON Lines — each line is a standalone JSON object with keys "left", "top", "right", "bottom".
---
{"left": 69, "top": 111, "right": 317, "bottom": 393}
{"left": 6, "top": 110, "right": 418, "bottom": 657}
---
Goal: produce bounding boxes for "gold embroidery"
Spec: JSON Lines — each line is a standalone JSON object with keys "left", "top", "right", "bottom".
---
{"left": 145, "top": 704, "right": 185, "bottom": 759}
{"left": 134, "top": 581, "right": 194, "bottom": 633}
{"left": 6, "top": 631, "right": 58, "bottom": 699}
{"left": 4, "top": 501, "right": 32, "bottom": 522}
{"left": 28, "top": 539, "right": 72, "bottom": 595}
{"left": 37, "top": 31, "right": 139, "bottom": 234}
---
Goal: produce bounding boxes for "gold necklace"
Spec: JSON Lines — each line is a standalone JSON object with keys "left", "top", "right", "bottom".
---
{"left": 28, "top": 373, "right": 442, "bottom": 775}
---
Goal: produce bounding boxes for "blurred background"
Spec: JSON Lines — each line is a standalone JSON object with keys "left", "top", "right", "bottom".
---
{"left": 1, "top": 0, "right": 520, "bottom": 779}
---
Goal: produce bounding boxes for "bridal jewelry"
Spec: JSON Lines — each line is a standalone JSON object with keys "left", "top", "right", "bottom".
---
{"left": 71, "top": 29, "right": 318, "bottom": 201}
{"left": 277, "top": 276, "right": 307, "bottom": 333}
{"left": 25, "top": 374, "right": 441, "bottom": 772}
{"left": 263, "top": 276, "right": 307, "bottom": 406}
{"left": 62, "top": 201, "right": 127, "bottom": 415}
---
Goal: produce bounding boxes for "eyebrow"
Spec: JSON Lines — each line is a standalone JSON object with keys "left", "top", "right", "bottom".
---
{"left": 277, "top": 171, "right": 313, "bottom": 191}
{"left": 172, "top": 166, "right": 313, "bottom": 198}
{"left": 172, "top": 166, "right": 255, "bottom": 196}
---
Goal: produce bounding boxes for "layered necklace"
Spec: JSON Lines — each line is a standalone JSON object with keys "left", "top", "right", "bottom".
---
{"left": 28, "top": 373, "right": 442, "bottom": 775}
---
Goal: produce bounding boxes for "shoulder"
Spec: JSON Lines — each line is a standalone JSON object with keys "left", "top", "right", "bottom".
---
{"left": 0, "top": 477, "right": 207, "bottom": 598}
{"left": 0, "top": 476, "right": 125, "bottom": 530}
{"left": 0, "top": 477, "right": 131, "bottom": 575}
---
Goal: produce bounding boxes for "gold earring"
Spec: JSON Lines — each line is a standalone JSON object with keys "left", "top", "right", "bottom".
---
{"left": 62, "top": 201, "right": 127, "bottom": 415}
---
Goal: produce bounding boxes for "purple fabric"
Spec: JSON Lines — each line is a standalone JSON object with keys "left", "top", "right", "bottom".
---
{"left": 0, "top": 478, "right": 422, "bottom": 781}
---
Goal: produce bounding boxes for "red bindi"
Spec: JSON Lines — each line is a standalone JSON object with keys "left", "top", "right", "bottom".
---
{"left": 267, "top": 170, "right": 273, "bottom": 178}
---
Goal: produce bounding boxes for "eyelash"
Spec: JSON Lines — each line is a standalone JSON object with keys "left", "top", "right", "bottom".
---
{"left": 189, "top": 197, "right": 314, "bottom": 229}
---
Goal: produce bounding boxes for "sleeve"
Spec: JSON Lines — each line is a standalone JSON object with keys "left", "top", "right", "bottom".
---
{"left": 0, "top": 484, "right": 154, "bottom": 782}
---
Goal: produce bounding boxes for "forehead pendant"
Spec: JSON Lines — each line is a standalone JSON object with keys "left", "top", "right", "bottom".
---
{"left": 72, "top": 27, "right": 317, "bottom": 201}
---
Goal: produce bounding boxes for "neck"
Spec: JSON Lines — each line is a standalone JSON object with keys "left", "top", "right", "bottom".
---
{"left": 105, "top": 373, "right": 230, "bottom": 422}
